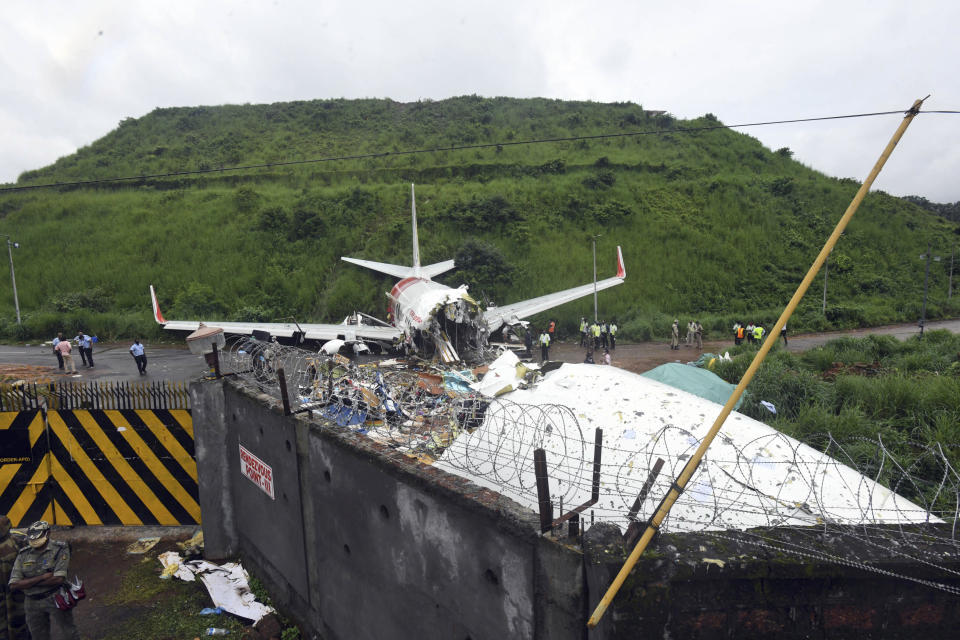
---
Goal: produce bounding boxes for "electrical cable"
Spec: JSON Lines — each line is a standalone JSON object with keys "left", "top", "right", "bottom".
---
{"left": 1, "top": 108, "right": 953, "bottom": 194}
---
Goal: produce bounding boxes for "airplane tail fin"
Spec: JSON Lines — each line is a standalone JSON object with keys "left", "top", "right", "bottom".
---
{"left": 410, "top": 183, "right": 421, "bottom": 276}
{"left": 149, "top": 285, "right": 166, "bottom": 324}
{"left": 615, "top": 245, "right": 625, "bottom": 279}
{"left": 341, "top": 183, "right": 456, "bottom": 280}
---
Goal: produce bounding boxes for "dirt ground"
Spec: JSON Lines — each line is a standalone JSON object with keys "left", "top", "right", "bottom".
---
{"left": 56, "top": 526, "right": 196, "bottom": 639}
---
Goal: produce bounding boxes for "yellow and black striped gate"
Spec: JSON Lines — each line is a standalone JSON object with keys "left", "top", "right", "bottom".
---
{"left": 0, "top": 382, "right": 199, "bottom": 527}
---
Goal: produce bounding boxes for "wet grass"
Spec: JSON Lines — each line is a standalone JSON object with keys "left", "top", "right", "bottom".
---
{"left": 96, "top": 553, "right": 248, "bottom": 640}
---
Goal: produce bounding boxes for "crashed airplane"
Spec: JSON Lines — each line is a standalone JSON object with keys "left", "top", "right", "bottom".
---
{"left": 150, "top": 184, "right": 625, "bottom": 363}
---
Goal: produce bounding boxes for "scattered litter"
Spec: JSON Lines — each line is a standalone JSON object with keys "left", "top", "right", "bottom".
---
{"left": 179, "top": 529, "right": 204, "bottom": 558}
{"left": 702, "top": 558, "right": 726, "bottom": 569}
{"left": 158, "top": 551, "right": 193, "bottom": 581}
{"left": 157, "top": 553, "right": 274, "bottom": 623}
{"left": 126, "top": 536, "right": 161, "bottom": 554}
{"left": 200, "top": 606, "right": 224, "bottom": 615}
{"left": 760, "top": 400, "right": 777, "bottom": 414}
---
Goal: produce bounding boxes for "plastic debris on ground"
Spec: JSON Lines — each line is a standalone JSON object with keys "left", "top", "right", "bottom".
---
{"left": 157, "top": 552, "right": 274, "bottom": 623}
{"left": 125, "top": 536, "right": 161, "bottom": 554}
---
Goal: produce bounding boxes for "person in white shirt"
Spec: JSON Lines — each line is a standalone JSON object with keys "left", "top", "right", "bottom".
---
{"left": 129, "top": 339, "right": 147, "bottom": 375}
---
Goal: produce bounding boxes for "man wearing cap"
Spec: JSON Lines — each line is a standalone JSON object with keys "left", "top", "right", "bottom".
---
{"left": 0, "top": 515, "right": 28, "bottom": 640}
{"left": 8, "top": 521, "right": 80, "bottom": 640}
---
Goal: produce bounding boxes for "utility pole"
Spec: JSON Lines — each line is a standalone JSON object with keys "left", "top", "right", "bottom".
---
{"left": 591, "top": 235, "right": 601, "bottom": 322}
{"left": 1, "top": 235, "right": 20, "bottom": 325}
{"left": 949, "top": 247, "right": 955, "bottom": 301}
{"left": 919, "top": 242, "right": 938, "bottom": 337}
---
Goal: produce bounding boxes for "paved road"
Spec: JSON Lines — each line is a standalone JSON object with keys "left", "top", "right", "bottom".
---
{"left": 0, "top": 341, "right": 204, "bottom": 382}
{"left": 0, "top": 318, "right": 957, "bottom": 382}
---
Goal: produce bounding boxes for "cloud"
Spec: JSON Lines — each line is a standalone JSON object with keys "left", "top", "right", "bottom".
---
{"left": 1, "top": 0, "right": 958, "bottom": 201}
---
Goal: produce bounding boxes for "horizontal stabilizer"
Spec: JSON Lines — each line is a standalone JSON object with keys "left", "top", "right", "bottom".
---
{"left": 341, "top": 257, "right": 415, "bottom": 279}
{"left": 342, "top": 256, "right": 455, "bottom": 280}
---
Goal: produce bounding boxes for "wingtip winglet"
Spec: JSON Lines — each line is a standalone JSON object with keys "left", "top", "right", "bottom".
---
{"left": 149, "top": 285, "right": 166, "bottom": 324}
{"left": 615, "top": 246, "right": 626, "bottom": 279}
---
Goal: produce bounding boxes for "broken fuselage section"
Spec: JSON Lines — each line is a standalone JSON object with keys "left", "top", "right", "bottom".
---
{"left": 389, "top": 276, "right": 489, "bottom": 363}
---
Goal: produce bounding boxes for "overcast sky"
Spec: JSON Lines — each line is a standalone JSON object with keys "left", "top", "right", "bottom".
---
{"left": 2, "top": 1, "right": 958, "bottom": 201}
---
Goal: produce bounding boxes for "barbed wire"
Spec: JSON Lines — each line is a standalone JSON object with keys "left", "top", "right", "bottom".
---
{"left": 220, "top": 338, "right": 960, "bottom": 593}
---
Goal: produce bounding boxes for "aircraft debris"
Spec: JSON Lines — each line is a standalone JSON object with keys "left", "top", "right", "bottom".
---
{"left": 219, "top": 337, "right": 942, "bottom": 537}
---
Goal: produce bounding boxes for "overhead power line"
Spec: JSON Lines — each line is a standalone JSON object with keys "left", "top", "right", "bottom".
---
{"left": 0, "top": 108, "right": 952, "bottom": 194}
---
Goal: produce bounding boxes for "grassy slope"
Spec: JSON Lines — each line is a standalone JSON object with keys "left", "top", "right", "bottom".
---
{"left": 1, "top": 96, "right": 957, "bottom": 341}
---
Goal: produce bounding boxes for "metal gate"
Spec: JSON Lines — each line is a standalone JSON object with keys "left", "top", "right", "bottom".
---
{"left": 0, "top": 382, "right": 198, "bottom": 526}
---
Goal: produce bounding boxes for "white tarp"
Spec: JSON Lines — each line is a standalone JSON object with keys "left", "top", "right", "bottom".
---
{"left": 437, "top": 363, "right": 940, "bottom": 533}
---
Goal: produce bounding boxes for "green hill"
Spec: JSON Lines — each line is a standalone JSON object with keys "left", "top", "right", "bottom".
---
{"left": 1, "top": 96, "right": 957, "bottom": 342}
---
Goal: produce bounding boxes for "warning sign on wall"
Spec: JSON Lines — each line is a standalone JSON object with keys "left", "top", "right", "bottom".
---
{"left": 239, "top": 444, "right": 275, "bottom": 500}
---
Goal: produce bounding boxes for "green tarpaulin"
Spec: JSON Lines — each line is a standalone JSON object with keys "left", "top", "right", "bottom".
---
{"left": 641, "top": 362, "right": 743, "bottom": 410}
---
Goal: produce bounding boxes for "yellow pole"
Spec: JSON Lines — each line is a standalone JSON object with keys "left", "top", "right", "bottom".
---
{"left": 587, "top": 97, "right": 926, "bottom": 629}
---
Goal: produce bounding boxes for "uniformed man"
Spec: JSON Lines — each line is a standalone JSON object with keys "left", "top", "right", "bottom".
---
{"left": 609, "top": 321, "right": 618, "bottom": 350}
{"left": 601, "top": 321, "right": 609, "bottom": 349}
{"left": 694, "top": 320, "right": 703, "bottom": 350}
{"left": 753, "top": 324, "right": 765, "bottom": 343}
{"left": 74, "top": 332, "right": 93, "bottom": 368}
{"left": 671, "top": 319, "right": 680, "bottom": 350}
{"left": 579, "top": 317, "right": 588, "bottom": 347}
{"left": 538, "top": 329, "right": 551, "bottom": 362}
{"left": 0, "top": 516, "right": 28, "bottom": 640}
{"left": 8, "top": 521, "right": 80, "bottom": 640}
{"left": 685, "top": 321, "right": 693, "bottom": 347}
{"left": 591, "top": 321, "right": 601, "bottom": 350}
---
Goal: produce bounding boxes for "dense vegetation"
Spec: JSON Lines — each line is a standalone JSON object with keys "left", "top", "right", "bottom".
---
{"left": 714, "top": 330, "right": 960, "bottom": 508}
{"left": 0, "top": 96, "right": 957, "bottom": 342}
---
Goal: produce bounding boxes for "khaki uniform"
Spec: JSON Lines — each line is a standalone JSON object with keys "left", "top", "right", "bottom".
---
{"left": 9, "top": 540, "right": 79, "bottom": 640}
{"left": 671, "top": 321, "right": 680, "bottom": 349}
{"left": 0, "top": 523, "right": 27, "bottom": 640}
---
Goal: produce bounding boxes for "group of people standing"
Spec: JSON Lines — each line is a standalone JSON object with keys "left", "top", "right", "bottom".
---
{"left": 670, "top": 319, "right": 703, "bottom": 350}
{"left": 50, "top": 333, "right": 149, "bottom": 375}
{"left": 51, "top": 332, "right": 94, "bottom": 374}
{"left": 579, "top": 318, "right": 617, "bottom": 351}
{"left": 529, "top": 318, "right": 617, "bottom": 366}
{"left": 732, "top": 322, "right": 787, "bottom": 346}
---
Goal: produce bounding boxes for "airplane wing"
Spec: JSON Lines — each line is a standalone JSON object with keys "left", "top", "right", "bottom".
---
{"left": 483, "top": 246, "right": 625, "bottom": 333}
{"left": 150, "top": 286, "right": 402, "bottom": 343}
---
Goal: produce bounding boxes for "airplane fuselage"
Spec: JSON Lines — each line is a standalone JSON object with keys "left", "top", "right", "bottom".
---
{"left": 388, "top": 276, "right": 488, "bottom": 362}
{"left": 389, "top": 277, "right": 475, "bottom": 331}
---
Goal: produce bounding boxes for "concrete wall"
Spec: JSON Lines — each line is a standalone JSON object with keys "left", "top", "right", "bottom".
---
{"left": 191, "top": 380, "right": 585, "bottom": 640}
{"left": 193, "top": 379, "right": 960, "bottom": 640}
{"left": 583, "top": 522, "right": 960, "bottom": 639}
